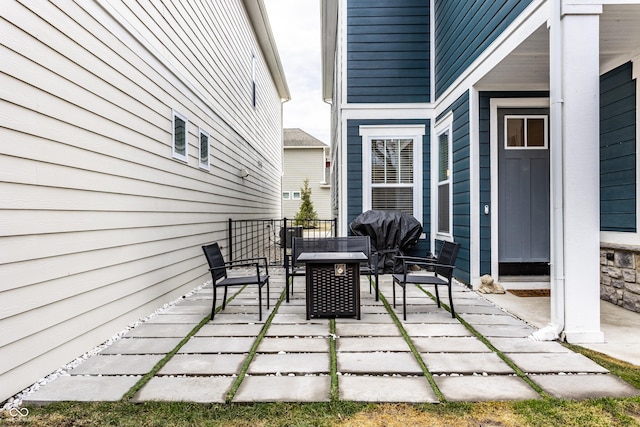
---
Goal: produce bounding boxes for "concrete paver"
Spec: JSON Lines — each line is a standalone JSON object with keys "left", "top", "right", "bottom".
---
{"left": 435, "top": 375, "right": 540, "bottom": 401}
{"left": 257, "top": 337, "right": 330, "bottom": 353}
{"left": 69, "top": 355, "right": 164, "bottom": 375}
{"left": 337, "top": 337, "right": 410, "bottom": 352}
{"left": 421, "top": 352, "right": 514, "bottom": 374}
{"left": 158, "top": 354, "right": 246, "bottom": 375}
{"left": 132, "top": 376, "right": 234, "bottom": 403}
{"left": 339, "top": 375, "right": 438, "bottom": 402}
{"left": 179, "top": 337, "right": 255, "bottom": 354}
{"left": 506, "top": 353, "right": 610, "bottom": 374}
{"left": 337, "top": 352, "right": 423, "bottom": 375}
{"left": 233, "top": 376, "right": 331, "bottom": 402}
{"left": 529, "top": 374, "right": 640, "bottom": 399}
{"left": 23, "top": 376, "right": 140, "bottom": 404}
{"left": 248, "top": 353, "right": 330, "bottom": 374}
{"left": 412, "top": 336, "right": 491, "bottom": 353}
{"left": 100, "top": 338, "right": 183, "bottom": 355}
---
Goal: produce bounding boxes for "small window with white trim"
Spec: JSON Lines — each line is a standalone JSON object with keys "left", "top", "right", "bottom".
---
{"left": 283, "top": 191, "right": 291, "bottom": 200}
{"left": 292, "top": 191, "right": 301, "bottom": 200}
{"left": 199, "top": 128, "right": 210, "bottom": 170}
{"left": 172, "top": 110, "right": 188, "bottom": 162}
{"left": 504, "top": 115, "right": 547, "bottom": 149}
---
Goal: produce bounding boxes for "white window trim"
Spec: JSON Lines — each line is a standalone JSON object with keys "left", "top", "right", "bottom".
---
{"left": 360, "top": 125, "right": 424, "bottom": 221}
{"left": 282, "top": 191, "right": 291, "bottom": 200}
{"left": 292, "top": 191, "right": 301, "bottom": 200}
{"left": 434, "top": 113, "right": 453, "bottom": 241}
{"left": 198, "top": 128, "right": 210, "bottom": 170}
{"left": 172, "top": 109, "right": 188, "bottom": 162}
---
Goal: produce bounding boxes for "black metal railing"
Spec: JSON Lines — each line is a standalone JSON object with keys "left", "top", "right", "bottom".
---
{"left": 228, "top": 218, "right": 337, "bottom": 265}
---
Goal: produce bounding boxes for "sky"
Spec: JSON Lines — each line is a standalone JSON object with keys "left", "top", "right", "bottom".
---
{"left": 263, "top": 0, "right": 330, "bottom": 144}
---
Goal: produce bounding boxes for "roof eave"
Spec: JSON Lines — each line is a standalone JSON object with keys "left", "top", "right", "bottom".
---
{"left": 243, "top": 0, "right": 291, "bottom": 102}
{"left": 321, "top": 0, "right": 338, "bottom": 103}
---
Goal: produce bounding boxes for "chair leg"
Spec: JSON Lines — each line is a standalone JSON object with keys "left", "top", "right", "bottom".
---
{"left": 392, "top": 279, "right": 397, "bottom": 308}
{"left": 448, "top": 283, "right": 455, "bottom": 318}
{"left": 211, "top": 286, "right": 217, "bottom": 320}
{"left": 222, "top": 286, "right": 228, "bottom": 309}
{"left": 434, "top": 285, "right": 441, "bottom": 308}
{"left": 375, "top": 272, "right": 379, "bottom": 301}
{"left": 403, "top": 285, "right": 407, "bottom": 321}
{"left": 266, "top": 279, "right": 270, "bottom": 309}
{"left": 258, "top": 284, "right": 263, "bottom": 321}
{"left": 285, "top": 273, "right": 290, "bottom": 302}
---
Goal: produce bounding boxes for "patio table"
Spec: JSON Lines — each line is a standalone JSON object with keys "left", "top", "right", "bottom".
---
{"left": 297, "top": 251, "right": 367, "bottom": 320}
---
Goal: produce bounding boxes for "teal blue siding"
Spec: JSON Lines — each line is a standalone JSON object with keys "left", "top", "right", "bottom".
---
{"left": 438, "top": 92, "right": 471, "bottom": 284}
{"left": 434, "top": 0, "right": 532, "bottom": 98}
{"left": 346, "top": 119, "right": 431, "bottom": 255}
{"left": 478, "top": 92, "right": 549, "bottom": 276}
{"left": 600, "top": 62, "right": 637, "bottom": 232}
{"left": 347, "top": 0, "right": 430, "bottom": 103}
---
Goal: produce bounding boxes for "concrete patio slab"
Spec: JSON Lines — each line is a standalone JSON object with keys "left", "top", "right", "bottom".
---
{"left": 337, "top": 313, "right": 395, "bottom": 324}
{"left": 421, "top": 352, "right": 514, "bottom": 374}
{"left": 158, "top": 354, "right": 246, "bottom": 375}
{"left": 248, "top": 353, "right": 329, "bottom": 374}
{"left": 145, "top": 314, "right": 207, "bottom": 324}
{"left": 257, "top": 337, "right": 330, "bottom": 353}
{"left": 336, "top": 337, "right": 410, "bottom": 352}
{"left": 337, "top": 352, "right": 423, "bottom": 375}
{"left": 530, "top": 374, "right": 640, "bottom": 399}
{"left": 393, "top": 312, "right": 459, "bottom": 324}
{"left": 179, "top": 337, "right": 255, "bottom": 354}
{"left": 210, "top": 313, "right": 269, "bottom": 324}
{"left": 412, "top": 336, "right": 491, "bottom": 353}
{"left": 507, "top": 353, "right": 610, "bottom": 374}
{"left": 100, "top": 338, "right": 182, "bottom": 355}
{"left": 270, "top": 314, "right": 327, "bottom": 324}
{"left": 125, "top": 323, "right": 196, "bottom": 338}
{"left": 472, "top": 324, "right": 535, "bottom": 338}
{"left": 163, "top": 305, "right": 211, "bottom": 315}
{"left": 462, "top": 314, "right": 525, "bottom": 326}
{"left": 435, "top": 375, "right": 540, "bottom": 402}
{"left": 196, "top": 323, "right": 263, "bottom": 337}
{"left": 233, "top": 375, "right": 331, "bottom": 402}
{"left": 22, "top": 375, "right": 140, "bottom": 404}
{"left": 69, "top": 355, "right": 164, "bottom": 375}
{"left": 403, "top": 323, "right": 473, "bottom": 337}
{"left": 489, "top": 337, "right": 571, "bottom": 353}
{"left": 336, "top": 323, "right": 400, "bottom": 337}
{"left": 339, "top": 375, "right": 438, "bottom": 402}
{"left": 132, "top": 376, "right": 235, "bottom": 403}
{"left": 454, "top": 305, "right": 509, "bottom": 315}
{"left": 266, "top": 324, "right": 330, "bottom": 337}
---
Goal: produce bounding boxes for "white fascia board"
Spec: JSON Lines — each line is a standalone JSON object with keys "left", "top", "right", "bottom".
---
{"left": 342, "top": 104, "right": 434, "bottom": 120}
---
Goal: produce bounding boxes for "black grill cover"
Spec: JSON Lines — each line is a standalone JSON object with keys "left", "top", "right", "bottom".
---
{"left": 350, "top": 210, "right": 423, "bottom": 273}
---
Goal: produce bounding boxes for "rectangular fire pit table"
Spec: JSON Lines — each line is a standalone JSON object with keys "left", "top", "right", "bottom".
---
{"left": 296, "top": 251, "right": 367, "bottom": 320}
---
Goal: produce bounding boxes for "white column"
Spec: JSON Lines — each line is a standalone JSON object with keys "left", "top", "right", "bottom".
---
{"left": 560, "top": 2, "right": 604, "bottom": 343}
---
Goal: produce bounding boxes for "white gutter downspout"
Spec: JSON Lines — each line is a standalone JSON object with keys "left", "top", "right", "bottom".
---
{"left": 530, "top": 0, "right": 565, "bottom": 341}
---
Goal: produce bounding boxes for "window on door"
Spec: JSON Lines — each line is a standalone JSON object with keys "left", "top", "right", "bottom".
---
{"left": 505, "top": 115, "right": 547, "bottom": 149}
{"left": 360, "top": 125, "right": 424, "bottom": 219}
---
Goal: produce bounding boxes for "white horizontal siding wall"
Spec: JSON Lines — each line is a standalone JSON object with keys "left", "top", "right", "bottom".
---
{"left": 282, "top": 148, "right": 331, "bottom": 219}
{"left": 0, "top": 0, "right": 283, "bottom": 401}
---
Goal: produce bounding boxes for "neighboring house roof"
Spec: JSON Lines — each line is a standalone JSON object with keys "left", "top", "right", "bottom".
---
{"left": 284, "top": 128, "right": 328, "bottom": 148}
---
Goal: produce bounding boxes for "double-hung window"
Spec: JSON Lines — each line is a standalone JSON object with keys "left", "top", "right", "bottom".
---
{"left": 360, "top": 125, "right": 424, "bottom": 219}
{"left": 435, "top": 115, "right": 453, "bottom": 236}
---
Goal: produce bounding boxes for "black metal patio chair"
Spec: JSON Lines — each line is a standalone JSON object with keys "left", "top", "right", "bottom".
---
{"left": 202, "top": 242, "right": 270, "bottom": 321}
{"left": 392, "top": 241, "right": 461, "bottom": 320}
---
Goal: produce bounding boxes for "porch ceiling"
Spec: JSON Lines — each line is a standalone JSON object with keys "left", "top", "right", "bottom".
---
{"left": 475, "top": 4, "right": 640, "bottom": 91}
